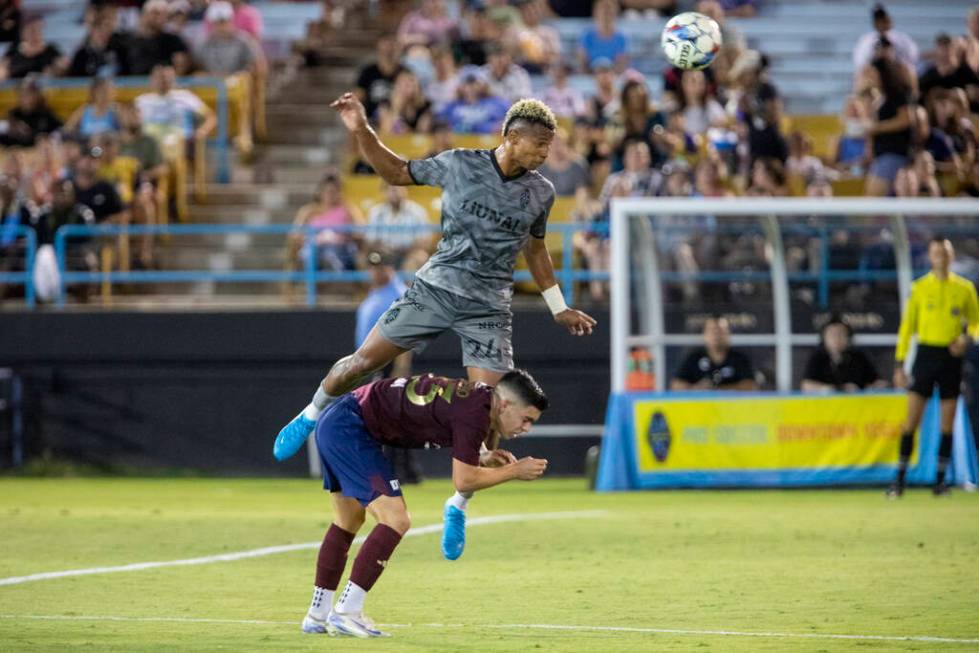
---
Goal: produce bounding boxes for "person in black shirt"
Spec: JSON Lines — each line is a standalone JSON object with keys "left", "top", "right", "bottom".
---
{"left": 865, "top": 53, "right": 913, "bottom": 196}
{"left": 801, "top": 317, "right": 886, "bottom": 393}
{"left": 0, "top": 15, "right": 66, "bottom": 80}
{"left": 671, "top": 315, "right": 759, "bottom": 391}
{"left": 0, "top": 76, "right": 62, "bottom": 147}
{"left": 127, "top": 0, "right": 191, "bottom": 76}
{"left": 69, "top": 14, "right": 131, "bottom": 78}
{"left": 0, "top": 0, "right": 20, "bottom": 44}
{"left": 355, "top": 34, "right": 404, "bottom": 124}
{"left": 919, "top": 34, "right": 979, "bottom": 103}
{"left": 71, "top": 152, "right": 126, "bottom": 226}
{"left": 732, "top": 50, "right": 787, "bottom": 166}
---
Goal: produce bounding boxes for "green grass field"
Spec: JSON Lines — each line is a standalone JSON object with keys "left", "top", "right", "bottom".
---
{"left": 1, "top": 477, "right": 978, "bottom": 652}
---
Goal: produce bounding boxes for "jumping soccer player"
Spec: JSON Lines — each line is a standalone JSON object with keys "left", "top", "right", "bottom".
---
{"left": 888, "top": 237, "right": 979, "bottom": 498}
{"left": 274, "top": 93, "right": 595, "bottom": 560}
{"left": 300, "top": 370, "right": 549, "bottom": 637}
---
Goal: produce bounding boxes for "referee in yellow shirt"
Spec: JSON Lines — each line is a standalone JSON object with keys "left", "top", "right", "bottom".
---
{"left": 889, "top": 237, "right": 979, "bottom": 497}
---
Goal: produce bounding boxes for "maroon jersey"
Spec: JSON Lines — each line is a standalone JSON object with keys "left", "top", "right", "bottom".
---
{"left": 353, "top": 374, "right": 492, "bottom": 466}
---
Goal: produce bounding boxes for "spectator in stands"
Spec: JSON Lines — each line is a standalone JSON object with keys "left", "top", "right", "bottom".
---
{"left": 578, "top": 0, "right": 628, "bottom": 73}
{"left": 135, "top": 64, "right": 216, "bottom": 154}
{"left": 0, "top": 0, "right": 20, "bottom": 44}
{"left": 197, "top": 1, "right": 266, "bottom": 78}
{"left": 919, "top": 33, "right": 979, "bottom": 103}
{"left": 677, "top": 69, "right": 726, "bottom": 137}
{"left": 365, "top": 182, "right": 430, "bottom": 271}
{"left": 731, "top": 50, "right": 787, "bottom": 167}
{"left": 0, "top": 76, "right": 62, "bottom": 147}
{"left": 426, "top": 46, "right": 458, "bottom": 114}
{"left": 72, "top": 150, "right": 127, "bottom": 227}
{"left": 205, "top": 0, "right": 263, "bottom": 41}
{"left": 584, "top": 57, "right": 619, "bottom": 126}
{"left": 456, "top": 4, "right": 493, "bottom": 66}
{"left": 289, "top": 170, "right": 361, "bottom": 273}
{"left": 864, "top": 56, "right": 913, "bottom": 196}
{"left": 651, "top": 111, "right": 696, "bottom": 167}
{"left": 661, "top": 160, "right": 693, "bottom": 197}
{"left": 94, "top": 131, "right": 158, "bottom": 268}
{"left": 608, "top": 79, "right": 665, "bottom": 169}
{"left": 438, "top": 65, "right": 509, "bottom": 134}
{"left": 835, "top": 91, "right": 871, "bottom": 175}
{"left": 928, "top": 88, "right": 976, "bottom": 173}
{"left": 397, "top": 0, "right": 458, "bottom": 50}
{"left": 671, "top": 315, "right": 759, "bottom": 391}
{"left": 802, "top": 317, "right": 885, "bottom": 393}
{"left": 806, "top": 170, "right": 834, "bottom": 197}
{"left": 119, "top": 105, "right": 167, "bottom": 188}
{"left": 575, "top": 172, "right": 621, "bottom": 302}
{"left": 853, "top": 4, "right": 919, "bottom": 72}
{"left": 64, "top": 77, "right": 122, "bottom": 140}
{"left": 511, "top": 0, "right": 561, "bottom": 74}
{"left": 424, "top": 118, "right": 454, "bottom": 157}
{"left": 377, "top": 69, "right": 433, "bottom": 135}
{"left": 746, "top": 157, "right": 787, "bottom": 196}
{"left": 913, "top": 151, "right": 942, "bottom": 197}
{"left": 541, "top": 62, "right": 586, "bottom": 120}
{"left": 693, "top": 158, "right": 733, "bottom": 197}
{"left": 70, "top": 13, "right": 131, "bottom": 77}
{"left": 913, "top": 105, "right": 960, "bottom": 177}
{"left": 599, "top": 138, "right": 661, "bottom": 204}
{"left": 0, "top": 15, "right": 66, "bottom": 81}
{"left": 786, "top": 132, "right": 826, "bottom": 183}
{"left": 539, "top": 128, "right": 591, "bottom": 198}
{"left": 355, "top": 34, "right": 404, "bottom": 126}
{"left": 128, "top": 0, "right": 192, "bottom": 76}
{"left": 483, "top": 43, "right": 532, "bottom": 104}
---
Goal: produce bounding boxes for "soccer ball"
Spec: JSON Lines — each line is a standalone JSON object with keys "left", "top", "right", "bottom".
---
{"left": 661, "top": 12, "right": 722, "bottom": 71}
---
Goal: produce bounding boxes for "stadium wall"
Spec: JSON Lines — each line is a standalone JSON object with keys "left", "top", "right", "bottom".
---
{"left": 0, "top": 309, "right": 608, "bottom": 475}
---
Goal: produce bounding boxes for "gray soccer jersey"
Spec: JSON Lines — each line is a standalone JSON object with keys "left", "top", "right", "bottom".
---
{"left": 407, "top": 148, "right": 555, "bottom": 307}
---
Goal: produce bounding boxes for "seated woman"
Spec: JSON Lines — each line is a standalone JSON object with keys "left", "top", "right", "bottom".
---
{"left": 801, "top": 317, "right": 887, "bottom": 393}
{"left": 377, "top": 69, "right": 433, "bottom": 135}
{"left": 64, "top": 77, "right": 123, "bottom": 140}
{"left": 289, "top": 171, "right": 362, "bottom": 273}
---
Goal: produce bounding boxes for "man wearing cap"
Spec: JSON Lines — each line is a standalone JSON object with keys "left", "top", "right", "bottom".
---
{"left": 438, "top": 65, "right": 509, "bottom": 134}
{"left": 197, "top": 1, "right": 265, "bottom": 77}
{"left": 853, "top": 4, "right": 918, "bottom": 71}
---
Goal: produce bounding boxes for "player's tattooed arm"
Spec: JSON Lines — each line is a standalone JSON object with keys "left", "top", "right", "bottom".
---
{"left": 330, "top": 92, "right": 413, "bottom": 186}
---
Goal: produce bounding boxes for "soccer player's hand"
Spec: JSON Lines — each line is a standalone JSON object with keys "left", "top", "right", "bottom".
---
{"left": 330, "top": 92, "right": 368, "bottom": 132}
{"left": 512, "top": 456, "right": 547, "bottom": 481}
{"left": 480, "top": 448, "right": 517, "bottom": 468}
{"left": 555, "top": 308, "right": 597, "bottom": 336}
{"left": 893, "top": 367, "right": 909, "bottom": 389}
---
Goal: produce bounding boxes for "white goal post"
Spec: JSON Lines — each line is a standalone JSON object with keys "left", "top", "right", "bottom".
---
{"left": 609, "top": 197, "right": 979, "bottom": 394}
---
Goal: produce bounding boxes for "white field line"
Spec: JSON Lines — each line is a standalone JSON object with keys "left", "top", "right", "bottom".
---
{"left": 0, "top": 510, "right": 606, "bottom": 587}
{"left": 0, "top": 614, "right": 976, "bottom": 645}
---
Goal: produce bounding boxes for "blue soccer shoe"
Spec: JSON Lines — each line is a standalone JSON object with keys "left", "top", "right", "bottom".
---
{"left": 273, "top": 413, "right": 316, "bottom": 461}
{"left": 441, "top": 502, "right": 466, "bottom": 560}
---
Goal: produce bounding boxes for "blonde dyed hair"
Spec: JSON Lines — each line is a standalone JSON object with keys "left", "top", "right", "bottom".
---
{"left": 502, "top": 98, "right": 557, "bottom": 137}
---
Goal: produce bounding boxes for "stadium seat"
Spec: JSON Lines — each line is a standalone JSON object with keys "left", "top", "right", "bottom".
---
{"left": 784, "top": 115, "right": 842, "bottom": 162}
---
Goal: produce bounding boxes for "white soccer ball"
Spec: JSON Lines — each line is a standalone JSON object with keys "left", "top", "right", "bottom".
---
{"left": 660, "top": 12, "right": 722, "bottom": 71}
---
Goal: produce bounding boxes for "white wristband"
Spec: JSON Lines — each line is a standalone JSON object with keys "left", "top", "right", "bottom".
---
{"left": 542, "top": 284, "right": 569, "bottom": 316}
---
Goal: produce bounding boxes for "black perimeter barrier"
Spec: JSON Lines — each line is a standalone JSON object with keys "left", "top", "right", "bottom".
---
{"left": 0, "top": 309, "right": 609, "bottom": 476}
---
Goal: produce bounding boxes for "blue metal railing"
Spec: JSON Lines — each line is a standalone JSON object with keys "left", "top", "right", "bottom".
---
{"left": 51, "top": 222, "right": 599, "bottom": 308}
{"left": 0, "top": 226, "right": 37, "bottom": 307}
{"left": 1, "top": 76, "right": 232, "bottom": 183}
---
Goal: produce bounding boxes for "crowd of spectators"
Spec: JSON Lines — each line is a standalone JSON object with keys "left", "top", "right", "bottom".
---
{"left": 0, "top": 0, "right": 268, "bottom": 301}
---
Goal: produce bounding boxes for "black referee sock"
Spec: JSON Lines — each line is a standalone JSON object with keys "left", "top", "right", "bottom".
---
{"left": 936, "top": 432, "right": 953, "bottom": 485}
{"left": 896, "top": 430, "right": 914, "bottom": 486}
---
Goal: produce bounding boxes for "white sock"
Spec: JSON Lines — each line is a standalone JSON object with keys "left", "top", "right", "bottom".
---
{"left": 446, "top": 491, "right": 470, "bottom": 511}
{"left": 335, "top": 580, "right": 367, "bottom": 615}
{"left": 302, "top": 386, "right": 335, "bottom": 421}
{"left": 307, "top": 586, "right": 333, "bottom": 620}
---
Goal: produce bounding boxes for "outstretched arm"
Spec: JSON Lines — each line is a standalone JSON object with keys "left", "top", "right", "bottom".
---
{"left": 523, "top": 235, "right": 597, "bottom": 336}
{"left": 330, "top": 92, "right": 412, "bottom": 186}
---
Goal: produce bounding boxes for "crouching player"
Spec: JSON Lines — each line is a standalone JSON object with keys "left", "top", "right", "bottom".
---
{"left": 300, "top": 369, "right": 549, "bottom": 637}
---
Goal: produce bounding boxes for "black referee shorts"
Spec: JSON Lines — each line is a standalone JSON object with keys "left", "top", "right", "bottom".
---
{"left": 909, "top": 344, "right": 963, "bottom": 400}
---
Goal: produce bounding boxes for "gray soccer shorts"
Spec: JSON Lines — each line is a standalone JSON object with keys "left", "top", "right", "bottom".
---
{"left": 377, "top": 279, "right": 514, "bottom": 373}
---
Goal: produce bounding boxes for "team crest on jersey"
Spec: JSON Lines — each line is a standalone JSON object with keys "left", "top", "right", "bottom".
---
{"left": 384, "top": 308, "right": 400, "bottom": 324}
{"left": 647, "top": 411, "right": 671, "bottom": 463}
{"left": 519, "top": 188, "right": 530, "bottom": 208}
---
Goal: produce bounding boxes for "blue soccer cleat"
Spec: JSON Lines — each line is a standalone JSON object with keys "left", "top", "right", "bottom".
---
{"left": 273, "top": 413, "right": 316, "bottom": 461}
{"left": 301, "top": 614, "right": 328, "bottom": 634}
{"left": 441, "top": 502, "right": 466, "bottom": 560}
{"left": 327, "top": 611, "right": 389, "bottom": 638}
